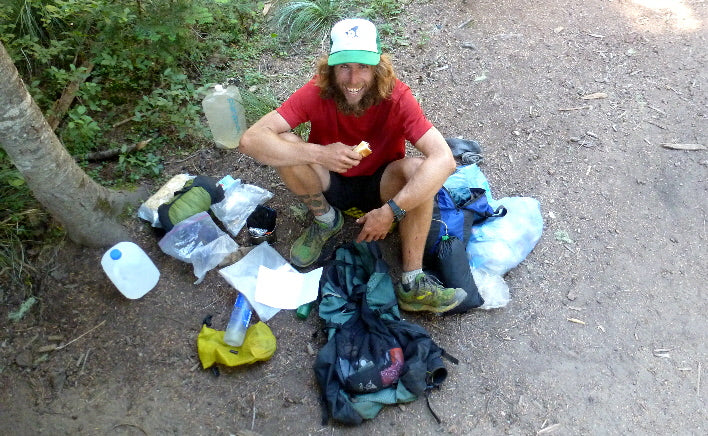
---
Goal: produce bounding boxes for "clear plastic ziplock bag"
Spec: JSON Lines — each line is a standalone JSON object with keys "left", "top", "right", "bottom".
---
{"left": 471, "top": 268, "right": 510, "bottom": 309}
{"left": 218, "top": 242, "right": 287, "bottom": 322}
{"left": 211, "top": 180, "right": 273, "bottom": 237}
{"left": 158, "top": 211, "right": 239, "bottom": 284}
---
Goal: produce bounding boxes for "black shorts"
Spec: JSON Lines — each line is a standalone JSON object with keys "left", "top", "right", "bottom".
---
{"left": 323, "top": 164, "right": 388, "bottom": 216}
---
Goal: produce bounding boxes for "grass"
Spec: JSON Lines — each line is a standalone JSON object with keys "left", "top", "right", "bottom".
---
{"left": 273, "top": 0, "right": 345, "bottom": 44}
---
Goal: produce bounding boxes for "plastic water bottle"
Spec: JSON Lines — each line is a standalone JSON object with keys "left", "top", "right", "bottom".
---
{"left": 101, "top": 242, "right": 160, "bottom": 299}
{"left": 202, "top": 83, "right": 247, "bottom": 149}
{"left": 223, "top": 293, "right": 252, "bottom": 347}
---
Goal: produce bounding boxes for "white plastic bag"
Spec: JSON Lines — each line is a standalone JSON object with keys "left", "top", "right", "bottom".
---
{"left": 211, "top": 180, "right": 273, "bottom": 237}
{"left": 158, "top": 212, "right": 239, "bottom": 284}
{"left": 471, "top": 268, "right": 510, "bottom": 309}
{"left": 467, "top": 197, "right": 543, "bottom": 276}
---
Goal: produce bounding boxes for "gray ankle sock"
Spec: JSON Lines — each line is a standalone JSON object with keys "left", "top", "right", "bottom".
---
{"left": 314, "top": 206, "right": 337, "bottom": 226}
{"left": 402, "top": 269, "right": 423, "bottom": 285}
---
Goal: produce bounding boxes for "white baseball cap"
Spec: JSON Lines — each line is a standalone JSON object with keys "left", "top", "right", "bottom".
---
{"left": 328, "top": 18, "right": 381, "bottom": 66}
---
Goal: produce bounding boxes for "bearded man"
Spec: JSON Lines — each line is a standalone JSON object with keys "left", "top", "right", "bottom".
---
{"left": 239, "top": 18, "right": 466, "bottom": 313}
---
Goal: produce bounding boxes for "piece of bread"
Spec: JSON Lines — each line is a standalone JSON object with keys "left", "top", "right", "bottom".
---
{"left": 353, "top": 141, "right": 372, "bottom": 157}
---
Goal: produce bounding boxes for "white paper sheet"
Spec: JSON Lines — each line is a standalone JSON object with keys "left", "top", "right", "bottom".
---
{"left": 254, "top": 265, "right": 322, "bottom": 309}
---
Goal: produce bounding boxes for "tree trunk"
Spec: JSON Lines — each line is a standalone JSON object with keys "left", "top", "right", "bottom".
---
{"left": 0, "top": 42, "right": 145, "bottom": 248}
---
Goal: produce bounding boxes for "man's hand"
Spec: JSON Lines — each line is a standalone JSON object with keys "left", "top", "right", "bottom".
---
{"left": 355, "top": 206, "right": 394, "bottom": 242}
{"left": 318, "top": 142, "right": 362, "bottom": 173}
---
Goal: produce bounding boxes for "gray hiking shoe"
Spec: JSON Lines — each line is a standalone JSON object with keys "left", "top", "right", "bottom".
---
{"left": 396, "top": 273, "right": 467, "bottom": 313}
{"left": 290, "top": 208, "right": 343, "bottom": 267}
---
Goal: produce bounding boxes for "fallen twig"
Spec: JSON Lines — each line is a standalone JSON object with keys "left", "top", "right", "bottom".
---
{"left": 111, "top": 424, "right": 147, "bottom": 435}
{"left": 646, "top": 120, "right": 668, "bottom": 130}
{"left": 80, "top": 138, "right": 154, "bottom": 162}
{"left": 661, "top": 143, "right": 705, "bottom": 151}
{"left": 581, "top": 92, "right": 607, "bottom": 100}
{"left": 166, "top": 149, "right": 204, "bottom": 165}
{"left": 251, "top": 392, "right": 257, "bottom": 430}
{"left": 648, "top": 105, "right": 666, "bottom": 115}
{"left": 80, "top": 349, "right": 91, "bottom": 374}
{"left": 567, "top": 318, "right": 586, "bottom": 325}
{"left": 698, "top": 362, "right": 702, "bottom": 398}
{"left": 37, "top": 344, "right": 57, "bottom": 353}
{"left": 538, "top": 423, "right": 561, "bottom": 434}
{"left": 458, "top": 18, "right": 473, "bottom": 28}
{"left": 558, "top": 106, "right": 592, "bottom": 112}
{"left": 55, "top": 320, "right": 106, "bottom": 350}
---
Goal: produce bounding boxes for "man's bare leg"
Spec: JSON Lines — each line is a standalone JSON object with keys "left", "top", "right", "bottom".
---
{"left": 379, "top": 158, "right": 432, "bottom": 271}
{"left": 276, "top": 133, "right": 341, "bottom": 267}
{"left": 380, "top": 158, "right": 466, "bottom": 312}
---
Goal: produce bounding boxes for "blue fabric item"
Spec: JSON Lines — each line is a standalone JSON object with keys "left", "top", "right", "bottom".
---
{"left": 443, "top": 164, "right": 494, "bottom": 201}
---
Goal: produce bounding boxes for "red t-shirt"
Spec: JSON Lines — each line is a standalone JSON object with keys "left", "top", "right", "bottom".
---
{"left": 276, "top": 78, "right": 433, "bottom": 177}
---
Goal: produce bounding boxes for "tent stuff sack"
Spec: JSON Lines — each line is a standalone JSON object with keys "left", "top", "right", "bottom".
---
{"left": 432, "top": 235, "right": 484, "bottom": 313}
{"left": 314, "top": 241, "right": 457, "bottom": 425}
{"left": 157, "top": 175, "right": 225, "bottom": 231}
{"left": 138, "top": 174, "right": 195, "bottom": 227}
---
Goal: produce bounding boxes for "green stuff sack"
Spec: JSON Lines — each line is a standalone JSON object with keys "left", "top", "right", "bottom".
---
{"left": 157, "top": 175, "right": 224, "bottom": 230}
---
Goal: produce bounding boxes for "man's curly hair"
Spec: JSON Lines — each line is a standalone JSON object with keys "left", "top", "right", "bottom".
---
{"left": 314, "top": 54, "right": 397, "bottom": 117}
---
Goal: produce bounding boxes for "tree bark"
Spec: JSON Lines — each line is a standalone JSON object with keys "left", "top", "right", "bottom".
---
{"left": 0, "top": 42, "right": 145, "bottom": 248}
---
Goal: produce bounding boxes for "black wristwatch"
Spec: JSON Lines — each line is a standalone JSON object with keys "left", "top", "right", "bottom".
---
{"left": 386, "top": 199, "right": 407, "bottom": 222}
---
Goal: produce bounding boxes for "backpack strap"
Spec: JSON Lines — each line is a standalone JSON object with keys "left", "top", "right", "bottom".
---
{"left": 424, "top": 389, "right": 443, "bottom": 424}
{"left": 440, "top": 348, "right": 459, "bottom": 365}
{"left": 493, "top": 205, "right": 507, "bottom": 217}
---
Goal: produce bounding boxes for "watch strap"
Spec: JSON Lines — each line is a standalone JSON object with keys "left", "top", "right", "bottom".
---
{"left": 387, "top": 199, "right": 406, "bottom": 222}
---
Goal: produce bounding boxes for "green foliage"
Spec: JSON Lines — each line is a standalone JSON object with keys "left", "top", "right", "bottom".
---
{"left": 273, "top": 0, "right": 345, "bottom": 44}
{"left": 356, "top": 0, "right": 404, "bottom": 21}
{"left": 271, "top": 0, "right": 408, "bottom": 48}
{"left": 116, "top": 149, "right": 164, "bottom": 183}
{"left": 60, "top": 106, "right": 103, "bottom": 155}
{"left": 8, "top": 297, "right": 37, "bottom": 322}
{"left": 241, "top": 87, "right": 280, "bottom": 125}
{"left": 0, "top": 156, "right": 53, "bottom": 302}
{"left": 132, "top": 69, "right": 206, "bottom": 139}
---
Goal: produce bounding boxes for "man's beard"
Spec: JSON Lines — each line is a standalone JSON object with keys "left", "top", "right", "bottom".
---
{"left": 332, "top": 86, "right": 379, "bottom": 117}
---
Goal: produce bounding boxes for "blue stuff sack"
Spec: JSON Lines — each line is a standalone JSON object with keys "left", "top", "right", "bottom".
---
{"left": 466, "top": 197, "right": 543, "bottom": 276}
{"left": 424, "top": 185, "right": 506, "bottom": 264}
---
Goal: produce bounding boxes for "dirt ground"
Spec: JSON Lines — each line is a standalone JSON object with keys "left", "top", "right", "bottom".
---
{"left": 1, "top": 0, "right": 706, "bottom": 434}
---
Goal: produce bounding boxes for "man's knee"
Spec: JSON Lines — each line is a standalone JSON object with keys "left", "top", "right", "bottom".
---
{"left": 381, "top": 157, "right": 424, "bottom": 195}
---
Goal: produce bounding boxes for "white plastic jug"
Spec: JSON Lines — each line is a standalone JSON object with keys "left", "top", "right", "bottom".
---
{"left": 202, "top": 84, "right": 247, "bottom": 149}
{"left": 101, "top": 242, "right": 160, "bottom": 299}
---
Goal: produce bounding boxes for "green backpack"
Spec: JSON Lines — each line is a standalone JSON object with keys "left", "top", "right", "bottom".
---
{"left": 157, "top": 176, "right": 224, "bottom": 231}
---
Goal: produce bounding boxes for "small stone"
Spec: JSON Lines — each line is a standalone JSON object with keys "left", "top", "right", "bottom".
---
{"left": 51, "top": 371, "right": 67, "bottom": 391}
{"left": 16, "top": 351, "right": 33, "bottom": 367}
